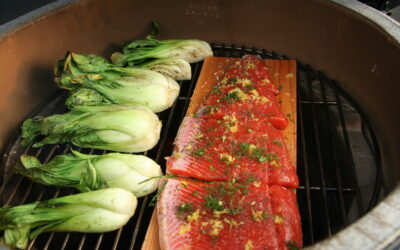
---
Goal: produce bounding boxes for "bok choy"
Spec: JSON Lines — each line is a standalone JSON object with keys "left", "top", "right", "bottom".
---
{"left": 0, "top": 188, "right": 136, "bottom": 249}
{"left": 135, "top": 57, "right": 191, "bottom": 80}
{"left": 110, "top": 38, "right": 213, "bottom": 67}
{"left": 17, "top": 151, "right": 162, "bottom": 197}
{"left": 56, "top": 52, "right": 180, "bottom": 112}
{"left": 21, "top": 104, "right": 161, "bottom": 153}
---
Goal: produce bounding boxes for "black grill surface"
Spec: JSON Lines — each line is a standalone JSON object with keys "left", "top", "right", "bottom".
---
{"left": 0, "top": 44, "right": 383, "bottom": 249}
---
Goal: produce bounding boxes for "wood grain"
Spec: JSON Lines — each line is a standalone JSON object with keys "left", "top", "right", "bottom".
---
{"left": 141, "top": 57, "right": 297, "bottom": 250}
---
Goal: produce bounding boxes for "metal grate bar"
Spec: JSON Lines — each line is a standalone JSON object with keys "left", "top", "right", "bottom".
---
{"left": 297, "top": 78, "right": 315, "bottom": 243}
{"left": 56, "top": 190, "right": 76, "bottom": 250}
{"left": 55, "top": 149, "right": 95, "bottom": 250}
{"left": 32, "top": 145, "right": 78, "bottom": 250}
{"left": 297, "top": 186, "right": 354, "bottom": 192}
{"left": 320, "top": 76, "right": 348, "bottom": 226}
{"left": 304, "top": 66, "right": 332, "bottom": 235}
{"left": 334, "top": 84, "right": 365, "bottom": 215}
{"left": 128, "top": 77, "right": 192, "bottom": 250}
{"left": 179, "top": 63, "right": 202, "bottom": 123}
{"left": 301, "top": 101, "right": 337, "bottom": 105}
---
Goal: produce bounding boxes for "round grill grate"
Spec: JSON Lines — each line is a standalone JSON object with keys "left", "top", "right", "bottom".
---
{"left": 0, "top": 44, "right": 383, "bottom": 249}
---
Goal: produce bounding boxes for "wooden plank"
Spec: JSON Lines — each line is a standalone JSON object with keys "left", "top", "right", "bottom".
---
{"left": 142, "top": 57, "right": 297, "bottom": 250}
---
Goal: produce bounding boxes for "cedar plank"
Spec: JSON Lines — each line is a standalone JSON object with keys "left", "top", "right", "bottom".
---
{"left": 142, "top": 57, "right": 297, "bottom": 250}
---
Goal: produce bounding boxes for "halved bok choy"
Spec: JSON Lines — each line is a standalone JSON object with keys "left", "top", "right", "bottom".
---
{"left": 21, "top": 104, "right": 161, "bottom": 153}
{"left": 56, "top": 52, "right": 180, "bottom": 112}
{"left": 110, "top": 38, "right": 213, "bottom": 67}
{"left": 0, "top": 188, "right": 136, "bottom": 249}
{"left": 16, "top": 151, "right": 162, "bottom": 197}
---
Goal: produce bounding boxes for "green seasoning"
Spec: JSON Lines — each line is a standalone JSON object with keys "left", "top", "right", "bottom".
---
{"left": 177, "top": 202, "right": 195, "bottom": 219}
{"left": 204, "top": 195, "right": 225, "bottom": 211}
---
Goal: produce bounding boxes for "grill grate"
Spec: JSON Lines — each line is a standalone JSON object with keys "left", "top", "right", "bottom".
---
{"left": 0, "top": 44, "right": 383, "bottom": 249}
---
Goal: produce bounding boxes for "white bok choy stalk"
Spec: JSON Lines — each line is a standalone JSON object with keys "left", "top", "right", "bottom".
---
{"left": 56, "top": 52, "right": 180, "bottom": 112}
{"left": 0, "top": 188, "right": 137, "bottom": 249}
{"left": 136, "top": 58, "right": 191, "bottom": 80}
{"left": 16, "top": 151, "right": 162, "bottom": 197}
{"left": 20, "top": 104, "right": 161, "bottom": 153}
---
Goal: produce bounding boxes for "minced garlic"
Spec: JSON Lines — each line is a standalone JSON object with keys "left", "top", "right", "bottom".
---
{"left": 274, "top": 214, "right": 284, "bottom": 224}
{"left": 252, "top": 210, "right": 264, "bottom": 222}
{"left": 179, "top": 223, "right": 191, "bottom": 234}
{"left": 210, "top": 219, "right": 224, "bottom": 236}
{"left": 187, "top": 209, "right": 201, "bottom": 223}
{"left": 245, "top": 240, "right": 254, "bottom": 250}
{"left": 219, "top": 153, "right": 235, "bottom": 164}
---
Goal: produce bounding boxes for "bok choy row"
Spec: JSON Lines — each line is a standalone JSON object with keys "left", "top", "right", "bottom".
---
{"left": 2, "top": 26, "right": 214, "bottom": 248}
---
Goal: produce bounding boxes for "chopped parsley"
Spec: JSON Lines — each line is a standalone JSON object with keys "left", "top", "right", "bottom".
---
{"left": 272, "top": 140, "right": 282, "bottom": 146}
{"left": 192, "top": 147, "right": 206, "bottom": 157}
{"left": 204, "top": 194, "right": 225, "bottom": 211}
{"left": 222, "top": 91, "right": 240, "bottom": 103}
{"left": 286, "top": 240, "right": 300, "bottom": 250}
{"left": 177, "top": 202, "right": 194, "bottom": 219}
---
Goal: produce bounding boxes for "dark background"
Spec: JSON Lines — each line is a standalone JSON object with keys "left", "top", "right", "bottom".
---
{"left": 0, "top": 0, "right": 400, "bottom": 25}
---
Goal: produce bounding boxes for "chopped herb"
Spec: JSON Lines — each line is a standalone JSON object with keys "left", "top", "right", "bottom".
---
{"left": 204, "top": 195, "right": 225, "bottom": 211}
{"left": 228, "top": 207, "right": 243, "bottom": 215}
{"left": 278, "top": 85, "right": 283, "bottom": 90}
{"left": 222, "top": 91, "right": 240, "bottom": 103}
{"left": 262, "top": 211, "right": 269, "bottom": 219}
{"left": 177, "top": 202, "right": 194, "bottom": 218}
{"left": 192, "top": 147, "right": 206, "bottom": 156}
{"left": 272, "top": 140, "right": 282, "bottom": 146}
{"left": 244, "top": 176, "right": 255, "bottom": 185}
{"left": 211, "top": 85, "right": 223, "bottom": 94}
{"left": 228, "top": 78, "right": 237, "bottom": 84}
{"left": 149, "top": 178, "right": 170, "bottom": 206}
{"left": 192, "top": 191, "right": 199, "bottom": 197}
{"left": 244, "top": 84, "right": 256, "bottom": 92}
{"left": 247, "top": 129, "right": 253, "bottom": 133}
{"left": 286, "top": 240, "right": 300, "bottom": 250}
{"left": 204, "top": 105, "right": 219, "bottom": 115}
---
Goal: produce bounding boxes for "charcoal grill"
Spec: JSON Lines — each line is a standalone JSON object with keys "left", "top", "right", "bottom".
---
{"left": 1, "top": 0, "right": 400, "bottom": 249}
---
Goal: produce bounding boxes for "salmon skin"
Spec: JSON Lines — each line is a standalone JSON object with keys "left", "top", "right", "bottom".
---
{"left": 167, "top": 56, "right": 298, "bottom": 187}
{"left": 158, "top": 178, "right": 279, "bottom": 250}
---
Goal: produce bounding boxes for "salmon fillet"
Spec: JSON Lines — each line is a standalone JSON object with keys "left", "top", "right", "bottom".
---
{"left": 166, "top": 55, "right": 298, "bottom": 187}
{"left": 158, "top": 178, "right": 279, "bottom": 250}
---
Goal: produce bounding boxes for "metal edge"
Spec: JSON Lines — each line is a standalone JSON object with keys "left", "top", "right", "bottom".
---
{"left": 327, "top": 0, "right": 400, "bottom": 44}
{"left": 0, "top": 0, "right": 83, "bottom": 40}
{"left": 308, "top": 184, "right": 400, "bottom": 249}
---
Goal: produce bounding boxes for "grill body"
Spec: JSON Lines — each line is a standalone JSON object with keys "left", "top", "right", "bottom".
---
{"left": 0, "top": 0, "right": 399, "bottom": 248}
